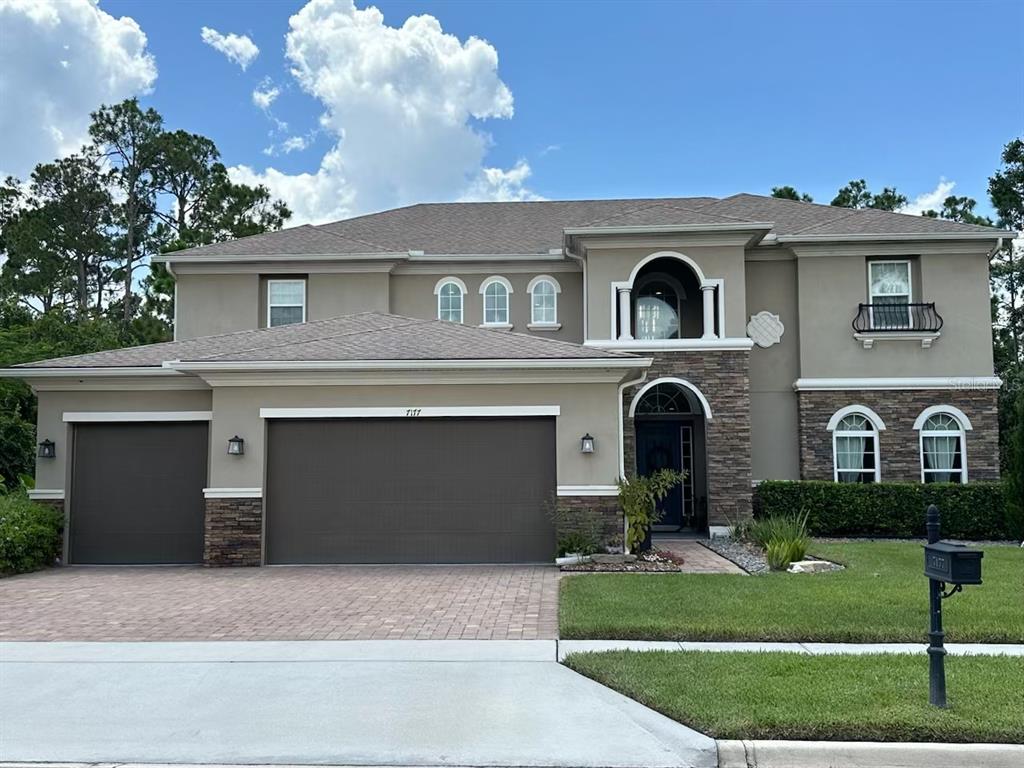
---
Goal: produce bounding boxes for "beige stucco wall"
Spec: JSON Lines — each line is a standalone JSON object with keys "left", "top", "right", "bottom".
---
{"left": 746, "top": 258, "right": 801, "bottom": 480}
{"left": 796, "top": 249, "right": 995, "bottom": 378}
{"left": 207, "top": 381, "right": 618, "bottom": 490}
{"left": 584, "top": 244, "right": 748, "bottom": 340}
{"left": 175, "top": 273, "right": 259, "bottom": 340}
{"left": 33, "top": 388, "right": 213, "bottom": 491}
{"left": 389, "top": 271, "right": 584, "bottom": 341}
{"left": 256, "top": 273, "right": 391, "bottom": 327}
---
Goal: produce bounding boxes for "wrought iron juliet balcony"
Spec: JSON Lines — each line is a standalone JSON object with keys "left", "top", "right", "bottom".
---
{"left": 852, "top": 303, "right": 943, "bottom": 349}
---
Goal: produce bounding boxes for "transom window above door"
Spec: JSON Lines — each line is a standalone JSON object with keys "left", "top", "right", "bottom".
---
{"left": 267, "top": 279, "right": 306, "bottom": 327}
{"left": 868, "top": 260, "right": 912, "bottom": 329}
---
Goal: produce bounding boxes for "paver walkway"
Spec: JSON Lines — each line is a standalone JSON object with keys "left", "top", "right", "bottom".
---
{"left": 656, "top": 538, "right": 747, "bottom": 574}
{"left": 0, "top": 565, "right": 560, "bottom": 641}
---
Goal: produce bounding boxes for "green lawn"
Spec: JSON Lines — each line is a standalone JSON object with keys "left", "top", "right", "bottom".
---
{"left": 559, "top": 541, "right": 1024, "bottom": 642}
{"left": 565, "top": 650, "right": 1024, "bottom": 743}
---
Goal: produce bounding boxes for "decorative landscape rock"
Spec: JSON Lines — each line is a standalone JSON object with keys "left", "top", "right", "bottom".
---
{"left": 787, "top": 559, "right": 844, "bottom": 574}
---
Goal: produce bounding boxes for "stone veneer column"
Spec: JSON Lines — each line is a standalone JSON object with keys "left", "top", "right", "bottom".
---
{"left": 204, "top": 496, "right": 263, "bottom": 566}
{"left": 554, "top": 495, "right": 624, "bottom": 553}
{"left": 797, "top": 388, "right": 1000, "bottom": 482}
{"left": 622, "top": 349, "right": 753, "bottom": 528}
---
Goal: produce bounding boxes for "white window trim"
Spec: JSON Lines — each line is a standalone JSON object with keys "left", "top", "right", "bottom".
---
{"left": 916, "top": 407, "right": 970, "bottom": 484}
{"left": 267, "top": 279, "right": 307, "bottom": 327}
{"left": 479, "top": 275, "right": 513, "bottom": 327}
{"left": 527, "top": 274, "right": 561, "bottom": 327}
{"left": 62, "top": 411, "right": 213, "bottom": 422}
{"left": 867, "top": 259, "right": 912, "bottom": 329}
{"left": 260, "top": 406, "right": 560, "bottom": 419}
{"left": 434, "top": 277, "right": 467, "bottom": 324}
{"left": 827, "top": 405, "right": 885, "bottom": 483}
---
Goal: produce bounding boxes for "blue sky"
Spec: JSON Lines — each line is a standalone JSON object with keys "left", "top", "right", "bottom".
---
{"left": 3, "top": 0, "right": 1022, "bottom": 223}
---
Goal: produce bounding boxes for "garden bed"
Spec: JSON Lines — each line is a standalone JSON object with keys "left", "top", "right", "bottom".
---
{"left": 561, "top": 549, "right": 685, "bottom": 572}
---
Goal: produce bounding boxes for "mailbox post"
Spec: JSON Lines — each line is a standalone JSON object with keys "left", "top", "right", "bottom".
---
{"left": 922, "top": 504, "right": 984, "bottom": 708}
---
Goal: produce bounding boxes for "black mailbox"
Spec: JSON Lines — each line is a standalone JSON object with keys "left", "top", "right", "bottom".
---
{"left": 924, "top": 541, "right": 983, "bottom": 585}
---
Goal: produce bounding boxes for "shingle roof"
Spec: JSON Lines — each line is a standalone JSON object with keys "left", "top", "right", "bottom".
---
{"left": 16, "top": 313, "right": 634, "bottom": 369}
{"left": 160, "top": 193, "right": 1008, "bottom": 261}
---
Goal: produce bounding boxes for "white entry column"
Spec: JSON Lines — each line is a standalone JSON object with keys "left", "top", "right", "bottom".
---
{"left": 617, "top": 287, "right": 633, "bottom": 341}
{"left": 701, "top": 284, "right": 718, "bottom": 339}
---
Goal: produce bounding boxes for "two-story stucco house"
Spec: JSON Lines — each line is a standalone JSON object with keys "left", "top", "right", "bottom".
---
{"left": 6, "top": 194, "right": 1012, "bottom": 566}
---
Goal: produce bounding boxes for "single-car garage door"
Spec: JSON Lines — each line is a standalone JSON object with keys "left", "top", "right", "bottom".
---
{"left": 266, "top": 417, "right": 556, "bottom": 564}
{"left": 69, "top": 422, "right": 209, "bottom": 564}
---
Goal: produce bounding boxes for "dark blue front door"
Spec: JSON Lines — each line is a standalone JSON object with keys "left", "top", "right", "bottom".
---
{"left": 636, "top": 421, "right": 684, "bottom": 528}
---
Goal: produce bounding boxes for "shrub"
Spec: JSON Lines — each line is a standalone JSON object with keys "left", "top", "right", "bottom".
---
{"left": 765, "top": 536, "right": 809, "bottom": 570}
{"left": 744, "top": 511, "right": 810, "bottom": 550}
{"left": 756, "top": 480, "right": 1014, "bottom": 541}
{"left": 0, "top": 493, "right": 63, "bottom": 575}
{"left": 556, "top": 531, "right": 600, "bottom": 558}
{"left": 1006, "top": 387, "right": 1024, "bottom": 539}
{"left": 618, "top": 469, "right": 683, "bottom": 552}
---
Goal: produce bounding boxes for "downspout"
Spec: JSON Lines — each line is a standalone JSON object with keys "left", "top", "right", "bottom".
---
{"left": 617, "top": 367, "right": 648, "bottom": 554}
{"left": 564, "top": 242, "right": 587, "bottom": 340}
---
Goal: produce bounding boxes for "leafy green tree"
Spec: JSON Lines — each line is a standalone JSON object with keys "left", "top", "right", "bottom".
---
{"left": 1006, "top": 385, "right": 1024, "bottom": 536}
{"left": 922, "top": 195, "right": 993, "bottom": 226}
{"left": 89, "top": 99, "right": 163, "bottom": 325}
{"left": 831, "top": 179, "right": 908, "bottom": 211}
{"left": 771, "top": 186, "right": 813, "bottom": 202}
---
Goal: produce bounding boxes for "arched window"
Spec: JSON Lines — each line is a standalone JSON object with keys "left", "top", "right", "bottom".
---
{"left": 480, "top": 276, "right": 512, "bottom": 327}
{"left": 635, "top": 273, "right": 685, "bottom": 340}
{"left": 434, "top": 278, "right": 466, "bottom": 323}
{"left": 917, "top": 408, "right": 970, "bottom": 484}
{"left": 828, "top": 406, "right": 884, "bottom": 483}
{"left": 634, "top": 383, "right": 695, "bottom": 415}
{"left": 528, "top": 276, "right": 560, "bottom": 326}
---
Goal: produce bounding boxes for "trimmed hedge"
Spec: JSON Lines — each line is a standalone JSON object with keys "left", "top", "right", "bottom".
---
{"left": 0, "top": 493, "right": 63, "bottom": 575}
{"left": 756, "top": 480, "right": 1020, "bottom": 541}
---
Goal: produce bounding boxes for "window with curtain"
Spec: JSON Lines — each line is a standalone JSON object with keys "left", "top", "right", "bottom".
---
{"left": 483, "top": 280, "right": 510, "bottom": 325}
{"left": 530, "top": 279, "right": 557, "bottom": 324}
{"left": 868, "top": 261, "right": 911, "bottom": 329}
{"left": 921, "top": 412, "right": 966, "bottom": 483}
{"left": 833, "top": 413, "right": 879, "bottom": 483}
{"left": 437, "top": 281, "right": 464, "bottom": 323}
{"left": 267, "top": 279, "right": 306, "bottom": 327}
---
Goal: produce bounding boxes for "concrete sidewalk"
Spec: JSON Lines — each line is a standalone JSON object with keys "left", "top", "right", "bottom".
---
{"left": 0, "top": 640, "right": 716, "bottom": 767}
{"left": 557, "top": 639, "right": 1024, "bottom": 660}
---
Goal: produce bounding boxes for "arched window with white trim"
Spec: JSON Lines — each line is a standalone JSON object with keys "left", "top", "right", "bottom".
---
{"left": 916, "top": 407, "right": 970, "bottom": 484}
{"left": 434, "top": 277, "right": 465, "bottom": 323}
{"left": 828, "top": 406, "right": 884, "bottom": 483}
{"left": 528, "top": 275, "right": 560, "bottom": 327}
{"left": 480, "top": 276, "right": 512, "bottom": 327}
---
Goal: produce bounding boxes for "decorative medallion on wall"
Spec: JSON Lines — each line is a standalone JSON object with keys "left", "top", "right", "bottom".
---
{"left": 747, "top": 311, "right": 785, "bottom": 348}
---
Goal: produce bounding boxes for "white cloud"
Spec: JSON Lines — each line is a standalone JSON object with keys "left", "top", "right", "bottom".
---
{"left": 200, "top": 26, "right": 259, "bottom": 70}
{"left": 901, "top": 178, "right": 956, "bottom": 216}
{"left": 252, "top": 83, "right": 280, "bottom": 110}
{"left": 262, "top": 134, "right": 312, "bottom": 157}
{"left": 228, "top": 0, "right": 535, "bottom": 224}
{"left": 0, "top": 0, "right": 157, "bottom": 178}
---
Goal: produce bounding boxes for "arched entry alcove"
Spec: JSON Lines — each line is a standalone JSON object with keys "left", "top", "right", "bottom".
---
{"left": 629, "top": 378, "right": 710, "bottom": 533}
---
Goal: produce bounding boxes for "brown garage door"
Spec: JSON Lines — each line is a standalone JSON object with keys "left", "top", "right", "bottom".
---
{"left": 266, "top": 417, "right": 556, "bottom": 564}
{"left": 69, "top": 422, "right": 209, "bottom": 564}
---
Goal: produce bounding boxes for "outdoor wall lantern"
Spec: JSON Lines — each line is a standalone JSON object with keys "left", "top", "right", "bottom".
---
{"left": 37, "top": 439, "right": 56, "bottom": 459}
{"left": 227, "top": 435, "right": 245, "bottom": 456}
{"left": 580, "top": 433, "right": 595, "bottom": 454}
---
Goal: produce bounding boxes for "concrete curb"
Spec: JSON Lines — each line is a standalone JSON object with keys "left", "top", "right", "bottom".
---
{"left": 716, "top": 739, "right": 1024, "bottom": 768}
{"left": 557, "top": 639, "right": 1024, "bottom": 660}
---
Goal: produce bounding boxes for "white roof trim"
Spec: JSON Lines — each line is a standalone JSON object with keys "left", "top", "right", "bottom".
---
{"left": 913, "top": 405, "right": 974, "bottom": 431}
{"left": 778, "top": 231, "right": 1010, "bottom": 244}
{"left": 827, "top": 405, "right": 887, "bottom": 432}
{"left": 153, "top": 252, "right": 407, "bottom": 263}
{"left": 586, "top": 338, "right": 754, "bottom": 351}
{"left": 260, "top": 406, "right": 560, "bottom": 419}
{"left": 796, "top": 377, "right": 1001, "bottom": 391}
{"left": 166, "top": 358, "right": 650, "bottom": 372}
{"left": 62, "top": 411, "right": 213, "bottom": 423}
{"left": 1, "top": 366, "right": 185, "bottom": 378}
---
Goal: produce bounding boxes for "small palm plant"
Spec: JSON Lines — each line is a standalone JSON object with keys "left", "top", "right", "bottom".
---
{"left": 618, "top": 469, "right": 684, "bottom": 553}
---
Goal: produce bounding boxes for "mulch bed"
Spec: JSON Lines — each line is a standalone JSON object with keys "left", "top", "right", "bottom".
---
{"left": 561, "top": 549, "right": 686, "bottom": 572}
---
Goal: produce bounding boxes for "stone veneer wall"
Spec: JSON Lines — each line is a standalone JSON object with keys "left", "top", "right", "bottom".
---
{"left": 622, "top": 349, "right": 753, "bottom": 527}
{"left": 555, "top": 495, "right": 624, "bottom": 553}
{"left": 204, "top": 497, "right": 263, "bottom": 566}
{"left": 798, "top": 388, "right": 1000, "bottom": 482}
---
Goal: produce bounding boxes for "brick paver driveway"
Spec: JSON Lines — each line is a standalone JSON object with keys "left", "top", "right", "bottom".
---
{"left": 0, "top": 565, "right": 560, "bottom": 641}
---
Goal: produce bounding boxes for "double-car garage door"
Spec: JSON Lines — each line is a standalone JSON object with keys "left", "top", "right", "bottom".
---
{"left": 68, "top": 416, "right": 555, "bottom": 565}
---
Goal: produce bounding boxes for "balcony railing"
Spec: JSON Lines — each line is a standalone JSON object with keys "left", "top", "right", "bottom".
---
{"left": 852, "top": 302, "right": 944, "bottom": 333}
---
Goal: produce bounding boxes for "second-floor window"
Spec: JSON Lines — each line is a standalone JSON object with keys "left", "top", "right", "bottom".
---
{"left": 528, "top": 276, "right": 560, "bottom": 325}
{"left": 435, "top": 278, "right": 465, "bottom": 323}
{"left": 868, "top": 260, "right": 911, "bottom": 329}
{"left": 268, "top": 279, "right": 306, "bottom": 327}
{"left": 481, "top": 276, "right": 512, "bottom": 326}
